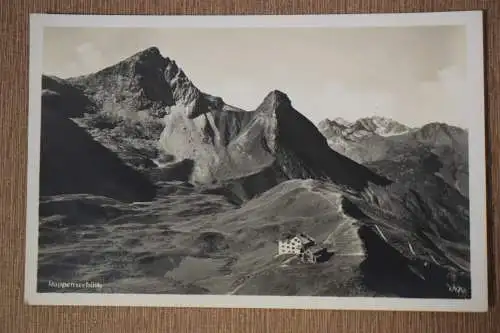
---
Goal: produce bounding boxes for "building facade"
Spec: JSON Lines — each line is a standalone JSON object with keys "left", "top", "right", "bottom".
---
{"left": 278, "top": 233, "right": 315, "bottom": 255}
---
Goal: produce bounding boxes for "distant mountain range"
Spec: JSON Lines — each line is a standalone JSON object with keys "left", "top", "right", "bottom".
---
{"left": 37, "top": 46, "right": 471, "bottom": 298}
{"left": 318, "top": 117, "right": 468, "bottom": 197}
{"left": 319, "top": 116, "right": 411, "bottom": 139}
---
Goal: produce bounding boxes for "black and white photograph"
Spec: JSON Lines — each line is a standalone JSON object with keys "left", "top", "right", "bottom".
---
{"left": 25, "top": 12, "right": 487, "bottom": 311}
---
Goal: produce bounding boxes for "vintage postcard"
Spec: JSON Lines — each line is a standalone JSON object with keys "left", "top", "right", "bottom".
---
{"left": 25, "top": 11, "right": 487, "bottom": 311}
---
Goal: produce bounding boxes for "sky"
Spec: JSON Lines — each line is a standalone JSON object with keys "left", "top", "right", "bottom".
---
{"left": 43, "top": 26, "right": 468, "bottom": 128}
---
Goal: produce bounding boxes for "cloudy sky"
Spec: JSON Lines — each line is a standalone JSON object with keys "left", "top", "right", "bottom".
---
{"left": 43, "top": 26, "right": 468, "bottom": 128}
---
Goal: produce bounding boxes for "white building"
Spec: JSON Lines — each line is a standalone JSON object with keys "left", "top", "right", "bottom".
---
{"left": 278, "top": 233, "right": 315, "bottom": 255}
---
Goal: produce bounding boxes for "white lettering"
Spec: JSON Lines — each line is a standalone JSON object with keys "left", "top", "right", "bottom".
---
{"left": 47, "top": 280, "right": 103, "bottom": 289}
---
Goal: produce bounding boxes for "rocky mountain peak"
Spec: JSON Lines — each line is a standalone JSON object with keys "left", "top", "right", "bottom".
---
{"left": 263, "top": 90, "right": 292, "bottom": 106}
{"left": 317, "top": 119, "right": 344, "bottom": 138}
{"left": 65, "top": 46, "right": 204, "bottom": 116}
{"left": 163, "top": 58, "right": 200, "bottom": 108}
{"left": 84, "top": 46, "right": 167, "bottom": 81}
{"left": 332, "top": 117, "right": 352, "bottom": 126}
{"left": 129, "top": 46, "right": 164, "bottom": 63}
{"left": 319, "top": 116, "right": 410, "bottom": 140}
{"left": 257, "top": 90, "right": 292, "bottom": 112}
{"left": 413, "top": 122, "right": 467, "bottom": 146}
{"left": 419, "top": 122, "right": 458, "bottom": 133}
{"left": 128, "top": 47, "right": 200, "bottom": 107}
{"left": 268, "top": 90, "right": 291, "bottom": 104}
{"left": 354, "top": 116, "right": 410, "bottom": 136}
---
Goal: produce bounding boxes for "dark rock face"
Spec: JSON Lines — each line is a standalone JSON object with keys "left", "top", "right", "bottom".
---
{"left": 339, "top": 179, "right": 470, "bottom": 299}
{"left": 149, "top": 159, "right": 195, "bottom": 183}
{"left": 42, "top": 75, "right": 95, "bottom": 118}
{"left": 40, "top": 81, "right": 157, "bottom": 203}
{"left": 357, "top": 224, "right": 469, "bottom": 299}
{"left": 39, "top": 107, "right": 157, "bottom": 202}
{"left": 267, "top": 91, "right": 391, "bottom": 191}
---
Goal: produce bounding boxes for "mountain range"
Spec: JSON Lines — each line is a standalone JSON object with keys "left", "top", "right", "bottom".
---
{"left": 37, "top": 46, "right": 471, "bottom": 298}
{"left": 318, "top": 117, "right": 469, "bottom": 197}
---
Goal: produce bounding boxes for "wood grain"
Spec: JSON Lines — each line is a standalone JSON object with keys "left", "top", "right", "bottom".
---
{"left": 1, "top": 1, "right": 498, "bottom": 332}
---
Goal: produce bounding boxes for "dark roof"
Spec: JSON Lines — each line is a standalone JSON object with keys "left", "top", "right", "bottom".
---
{"left": 296, "top": 233, "right": 316, "bottom": 243}
{"left": 305, "top": 245, "right": 327, "bottom": 254}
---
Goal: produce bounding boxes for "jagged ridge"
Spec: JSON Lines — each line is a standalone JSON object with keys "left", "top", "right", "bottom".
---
{"left": 159, "top": 87, "right": 391, "bottom": 196}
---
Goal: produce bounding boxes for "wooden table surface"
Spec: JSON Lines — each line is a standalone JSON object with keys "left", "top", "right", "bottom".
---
{"left": 1, "top": 1, "right": 499, "bottom": 332}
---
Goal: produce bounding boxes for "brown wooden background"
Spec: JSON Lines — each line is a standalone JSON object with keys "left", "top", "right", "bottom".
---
{"left": 1, "top": 1, "right": 499, "bottom": 332}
